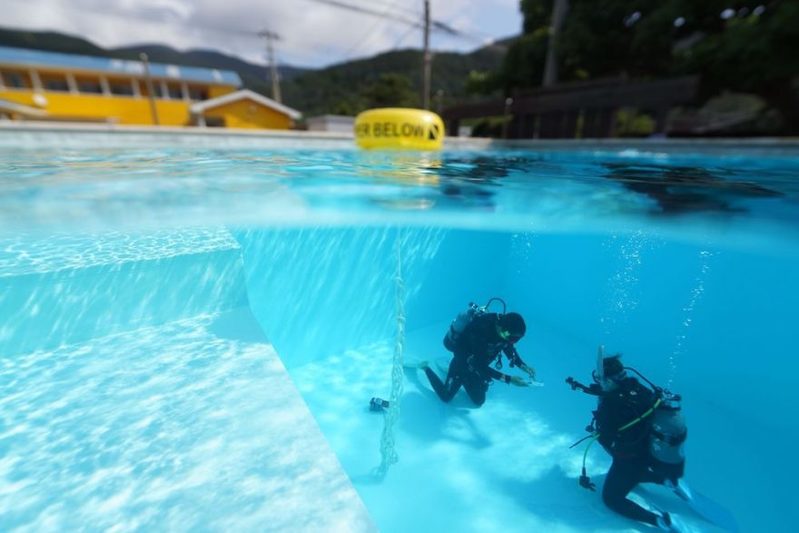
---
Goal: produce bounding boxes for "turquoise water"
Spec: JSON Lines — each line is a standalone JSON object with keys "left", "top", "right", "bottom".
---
{"left": 1, "top": 138, "right": 798, "bottom": 532}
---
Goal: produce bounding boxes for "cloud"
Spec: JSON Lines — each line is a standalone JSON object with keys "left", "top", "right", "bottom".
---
{"left": 2, "top": 0, "right": 520, "bottom": 67}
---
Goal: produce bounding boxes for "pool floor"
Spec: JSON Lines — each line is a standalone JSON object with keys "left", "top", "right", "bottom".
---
{"left": 290, "top": 324, "right": 737, "bottom": 533}
{"left": 0, "top": 308, "right": 374, "bottom": 531}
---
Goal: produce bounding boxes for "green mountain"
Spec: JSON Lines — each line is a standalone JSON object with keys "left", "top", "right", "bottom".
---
{"left": 282, "top": 46, "right": 507, "bottom": 117}
{"left": 0, "top": 27, "right": 108, "bottom": 56}
{"left": 0, "top": 26, "right": 509, "bottom": 116}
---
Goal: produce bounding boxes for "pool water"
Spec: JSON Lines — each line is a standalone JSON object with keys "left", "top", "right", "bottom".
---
{"left": 1, "top": 135, "right": 798, "bottom": 532}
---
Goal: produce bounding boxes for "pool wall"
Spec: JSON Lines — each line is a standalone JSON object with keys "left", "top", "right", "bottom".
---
{"left": 4, "top": 121, "right": 799, "bottom": 155}
{"left": 0, "top": 231, "right": 248, "bottom": 354}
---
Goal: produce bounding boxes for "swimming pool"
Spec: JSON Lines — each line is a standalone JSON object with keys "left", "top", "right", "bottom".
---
{"left": 1, "top": 127, "right": 798, "bottom": 532}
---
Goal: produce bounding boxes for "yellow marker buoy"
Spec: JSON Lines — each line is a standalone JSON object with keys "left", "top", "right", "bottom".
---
{"left": 354, "top": 108, "right": 444, "bottom": 150}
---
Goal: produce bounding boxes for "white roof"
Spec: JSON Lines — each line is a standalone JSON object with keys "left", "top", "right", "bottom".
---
{"left": 0, "top": 98, "right": 46, "bottom": 116}
{"left": 190, "top": 89, "right": 301, "bottom": 119}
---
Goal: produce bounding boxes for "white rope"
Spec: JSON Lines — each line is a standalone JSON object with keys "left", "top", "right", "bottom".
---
{"left": 376, "top": 230, "right": 406, "bottom": 478}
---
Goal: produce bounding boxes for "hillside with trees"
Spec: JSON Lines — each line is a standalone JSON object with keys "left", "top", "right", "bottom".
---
{"left": 281, "top": 46, "right": 506, "bottom": 117}
{"left": 472, "top": 0, "right": 799, "bottom": 135}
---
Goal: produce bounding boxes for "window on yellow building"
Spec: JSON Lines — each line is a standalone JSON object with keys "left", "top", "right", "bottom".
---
{"left": 0, "top": 70, "right": 31, "bottom": 89}
{"left": 167, "top": 83, "right": 182, "bottom": 99}
{"left": 76, "top": 77, "right": 103, "bottom": 94}
{"left": 148, "top": 83, "right": 164, "bottom": 98}
{"left": 41, "top": 73, "right": 69, "bottom": 92}
{"left": 188, "top": 86, "right": 209, "bottom": 100}
{"left": 109, "top": 79, "right": 134, "bottom": 96}
{"left": 205, "top": 116, "right": 225, "bottom": 127}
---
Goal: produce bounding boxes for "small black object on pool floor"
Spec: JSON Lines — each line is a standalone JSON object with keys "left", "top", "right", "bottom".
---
{"left": 369, "top": 397, "right": 389, "bottom": 412}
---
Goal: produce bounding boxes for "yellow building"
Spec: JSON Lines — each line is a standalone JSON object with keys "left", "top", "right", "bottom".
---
{"left": 190, "top": 89, "right": 301, "bottom": 129}
{"left": 0, "top": 46, "right": 301, "bottom": 128}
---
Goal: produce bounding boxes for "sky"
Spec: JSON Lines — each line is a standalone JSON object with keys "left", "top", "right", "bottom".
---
{"left": 1, "top": 0, "right": 523, "bottom": 68}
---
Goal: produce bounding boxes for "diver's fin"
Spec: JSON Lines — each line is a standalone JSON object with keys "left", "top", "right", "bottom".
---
{"left": 684, "top": 490, "right": 739, "bottom": 533}
{"left": 670, "top": 478, "right": 693, "bottom": 502}
{"left": 656, "top": 512, "right": 688, "bottom": 533}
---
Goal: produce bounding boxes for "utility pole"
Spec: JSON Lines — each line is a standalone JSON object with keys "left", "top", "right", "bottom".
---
{"left": 258, "top": 30, "right": 282, "bottom": 103}
{"left": 542, "top": 0, "right": 569, "bottom": 87}
{"left": 307, "top": 0, "right": 459, "bottom": 111}
{"left": 422, "top": 0, "right": 431, "bottom": 110}
{"left": 139, "top": 53, "right": 159, "bottom": 125}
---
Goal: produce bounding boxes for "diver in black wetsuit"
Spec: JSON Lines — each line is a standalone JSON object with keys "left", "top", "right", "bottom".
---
{"left": 420, "top": 309, "right": 536, "bottom": 407}
{"left": 567, "top": 347, "right": 688, "bottom": 532}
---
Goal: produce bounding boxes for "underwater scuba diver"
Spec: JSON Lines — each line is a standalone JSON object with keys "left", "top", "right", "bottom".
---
{"left": 566, "top": 346, "right": 689, "bottom": 531}
{"left": 415, "top": 298, "right": 536, "bottom": 407}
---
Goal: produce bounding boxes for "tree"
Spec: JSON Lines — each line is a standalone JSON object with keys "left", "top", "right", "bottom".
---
{"left": 681, "top": 3, "right": 799, "bottom": 93}
{"left": 674, "top": 1, "right": 799, "bottom": 131}
{"left": 360, "top": 73, "right": 418, "bottom": 109}
{"left": 521, "top": 0, "right": 553, "bottom": 33}
{"left": 499, "top": 0, "right": 799, "bottom": 133}
{"left": 465, "top": 70, "right": 501, "bottom": 95}
{"left": 498, "top": 31, "right": 550, "bottom": 91}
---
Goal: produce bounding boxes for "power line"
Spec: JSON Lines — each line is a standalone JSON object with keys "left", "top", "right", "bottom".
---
{"left": 305, "top": 0, "right": 495, "bottom": 43}
{"left": 313, "top": 0, "right": 423, "bottom": 20}
{"left": 305, "top": 0, "right": 469, "bottom": 109}
{"left": 392, "top": 25, "right": 418, "bottom": 48}
{"left": 359, "top": 0, "right": 423, "bottom": 19}
{"left": 306, "top": 0, "right": 423, "bottom": 29}
{"left": 305, "top": 0, "right": 459, "bottom": 36}
{"left": 340, "top": 0, "right": 403, "bottom": 61}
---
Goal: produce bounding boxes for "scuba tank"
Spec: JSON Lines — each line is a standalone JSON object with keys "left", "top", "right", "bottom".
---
{"left": 443, "top": 298, "right": 506, "bottom": 352}
{"left": 443, "top": 302, "right": 482, "bottom": 352}
{"left": 649, "top": 393, "right": 687, "bottom": 465}
{"left": 620, "top": 368, "right": 687, "bottom": 466}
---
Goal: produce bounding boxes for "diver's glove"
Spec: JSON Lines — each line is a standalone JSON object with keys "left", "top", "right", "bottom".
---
{"left": 520, "top": 363, "right": 536, "bottom": 381}
{"left": 508, "top": 376, "right": 530, "bottom": 387}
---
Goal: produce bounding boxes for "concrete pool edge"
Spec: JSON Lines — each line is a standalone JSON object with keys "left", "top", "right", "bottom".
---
{"left": 1, "top": 121, "right": 798, "bottom": 154}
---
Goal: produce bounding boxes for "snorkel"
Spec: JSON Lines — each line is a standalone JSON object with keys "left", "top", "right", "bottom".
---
{"left": 593, "top": 345, "right": 628, "bottom": 391}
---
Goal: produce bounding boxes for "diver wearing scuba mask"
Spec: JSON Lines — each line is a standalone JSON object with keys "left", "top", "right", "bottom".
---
{"left": 413, "top": 298, "right": 536, "bottom": 407}
{"left": 566, "top": 346, "right": 688, "bottom": 532}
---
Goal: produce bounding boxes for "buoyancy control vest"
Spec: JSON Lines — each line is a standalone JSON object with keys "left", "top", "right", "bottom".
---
{"left": 443, "top": 298, "right": 506, "bottom": 352}
{"left": 596, "top": 378, "right": 655, "bottom": 456}
{"left": 596, "top": 377, "right": 687, "bottom": 465}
